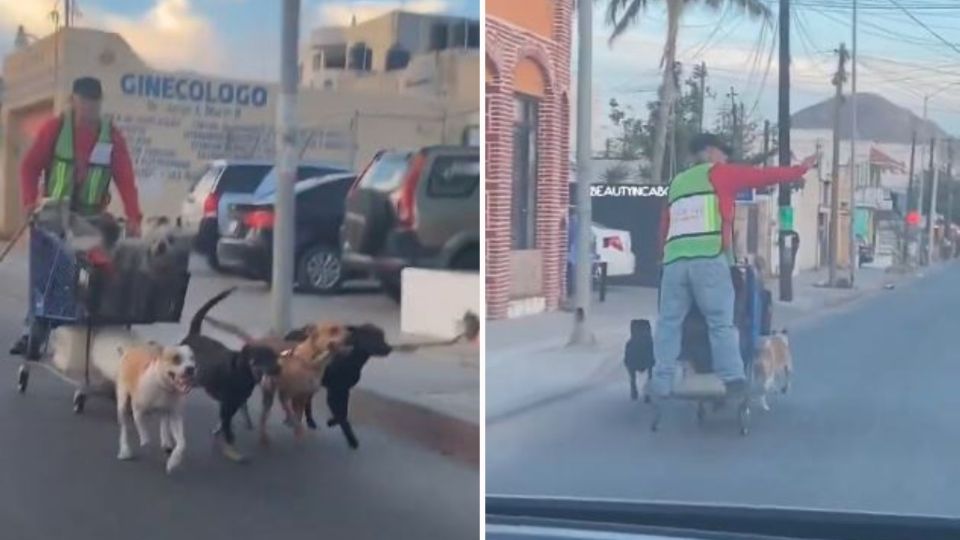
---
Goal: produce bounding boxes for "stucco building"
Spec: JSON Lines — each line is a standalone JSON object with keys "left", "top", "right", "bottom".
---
{"left": 486, "top": 0, "right": 572, "bottom": 319}
{"left": 1, "top": 17, "right": 478, "bottom": 237}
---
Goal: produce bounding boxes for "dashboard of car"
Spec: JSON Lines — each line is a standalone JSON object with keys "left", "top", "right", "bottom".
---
{"left": 486, "top": 496, "right": 960, "bottom": 540}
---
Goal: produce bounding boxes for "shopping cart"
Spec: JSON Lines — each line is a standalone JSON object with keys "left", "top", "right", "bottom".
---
{"left": 16, "top": 223, "right": 190, "bottom": 413}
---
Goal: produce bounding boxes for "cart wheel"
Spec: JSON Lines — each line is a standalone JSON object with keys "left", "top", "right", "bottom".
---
{"left": 738, "top": 403, "right": 751, "bottom": 436}
{"left": 17, "top": 365, "right": 29, "bottom": 394}
{"left": 696, "top": 402, "right": 706, "bottom": 426}
{"left": 73, "top": 391, "right": 86, "bottom": 414}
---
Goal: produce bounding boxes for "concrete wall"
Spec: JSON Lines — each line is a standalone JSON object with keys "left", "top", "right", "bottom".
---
{"left": 1, "top": 28, "right": 477, "bottom": 236}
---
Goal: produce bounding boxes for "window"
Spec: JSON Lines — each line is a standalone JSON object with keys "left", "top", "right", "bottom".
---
{"left": 428, "top": 156, "right": 479, "bottom": 198}
{"left": 512, "top": 95, "right": 539, "bottom": 249}
{"left": 215, "top": 164, "right": 272, "bottom": 194}
{"left": 451, "top": 20, "right": 467, "bottom": 48}
{"left": 467, "top": 22, "right": 480, "bottom": 48}
{"left": 358, "top": 152, "right": 411, "bottom": 192}
{"left": 297, "top": 175, "right": 355, "bottom": 214}
{"left": 430, "top": 23, "right": 449, "bottom": 51}
{"left": 190, "top": 164, "right": 222, "bottom": 196}
{"left": 312, "top": 53, "right": 323, "bottom": 71}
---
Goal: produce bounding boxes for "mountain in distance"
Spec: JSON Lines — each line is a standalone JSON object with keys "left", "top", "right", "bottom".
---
{"left": 791, "top": 92, "right": 947, "bottom": 144}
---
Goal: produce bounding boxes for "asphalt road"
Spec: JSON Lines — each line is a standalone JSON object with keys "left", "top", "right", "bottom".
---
{"left": 0, "top": 293, "right": 478, "bottom": 539}
{"left": 488, "top": 262, "right": 960, "bottom": 517}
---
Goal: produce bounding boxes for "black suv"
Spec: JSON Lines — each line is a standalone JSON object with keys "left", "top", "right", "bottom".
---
{"left": 217, "top": 172, "right": 357, "bottom": 293}
{"left": 341, "top": 146, "right": 480, "bottom": 301}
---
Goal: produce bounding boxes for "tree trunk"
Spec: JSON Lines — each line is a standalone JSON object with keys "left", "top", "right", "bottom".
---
{"left": 651, "top": 0, "right": 682, "bottom": 185}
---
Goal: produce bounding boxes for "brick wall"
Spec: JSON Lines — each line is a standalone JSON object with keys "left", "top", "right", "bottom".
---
{"left": 485, "top": 4, "right": 572, "bottom": 319}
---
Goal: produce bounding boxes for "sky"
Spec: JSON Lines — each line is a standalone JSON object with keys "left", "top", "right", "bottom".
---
{"left": 576, "top": 0, "right": 960, "bottom": 149}
{"left": 0, "top": 0, "right": 480, "bottom": 80}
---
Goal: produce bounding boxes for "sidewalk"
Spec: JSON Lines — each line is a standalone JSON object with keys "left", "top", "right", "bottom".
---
{"left": 487, "top": 263, "right": 930, "bottom": 422}
{"left": 0, "top": 245, "right": 479, "bottom": 429}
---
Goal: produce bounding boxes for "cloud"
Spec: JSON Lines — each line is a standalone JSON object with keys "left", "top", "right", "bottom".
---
{"left": 95, "top": 0, "right": 226, "bottom": 73}
{"left": 0, "top": 0, "right": 225, "bottom": 74}
{"left": 314, "top": 0, "right": 449, "bottom": 26}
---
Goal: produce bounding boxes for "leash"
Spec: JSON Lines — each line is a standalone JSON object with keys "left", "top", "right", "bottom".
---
{"left": 0, "top": 215, "right": 31, "bottom": 265}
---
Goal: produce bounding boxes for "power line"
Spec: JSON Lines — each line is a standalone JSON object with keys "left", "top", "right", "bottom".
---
{"left": 886, "top": 0, "right": 960, "bottom": 57}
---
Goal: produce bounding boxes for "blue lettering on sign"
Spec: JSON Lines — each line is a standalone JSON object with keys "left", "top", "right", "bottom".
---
{"left": 162, "top": 77, "right": 174, "bottom": 99}
{"left": 119, "top": 73, "right": 269, "bottom": 108}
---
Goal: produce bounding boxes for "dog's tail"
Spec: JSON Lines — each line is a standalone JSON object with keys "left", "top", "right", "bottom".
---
{"left": 189, "top": 287, "right": 237, "bottom": 336}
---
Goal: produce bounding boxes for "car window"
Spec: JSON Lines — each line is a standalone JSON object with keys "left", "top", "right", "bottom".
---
{"left": 254, "top": 166, "right": 345, "bottom": 197}
{"left": 297, "top": 176, "right": 355, "bottom": 214}
{"left": 215, "top": 164, "right": 272, "bottom": 194}
{"left": 190, "top": 164, "right": 223, "bottom": 197}
{"left": 427, "top": 155, "right": 479, "bottom": 198}
{"left": 357, "top": 152, "right": 411, "bottom": 192}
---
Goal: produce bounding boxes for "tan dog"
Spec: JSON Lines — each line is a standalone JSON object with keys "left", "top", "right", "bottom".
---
{"left": 755, "top": 330, "right": 793, "bottom": 411}
{"left": 115, "top": 343, "right": 196, "bottom": 473}
{"left": 259, "top": 323, "right": 348, "bottom": 445}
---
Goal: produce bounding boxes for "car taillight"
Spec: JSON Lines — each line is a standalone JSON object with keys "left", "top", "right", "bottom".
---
{"left": 202, "top": 193, "right": 219, "bottom": 218}
{"left": 604, "top": 236, "right": 624, "bottom": 251}
{"left": 393, "top": 152, "right": 427, "bottom": 229}
{"left": 243, "top": 210, "right": 275, "bottom": 230}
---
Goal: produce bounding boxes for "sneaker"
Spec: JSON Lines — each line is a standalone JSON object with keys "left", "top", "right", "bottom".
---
{"left": 9, "top": 335, "right": 27, "bottom": 356}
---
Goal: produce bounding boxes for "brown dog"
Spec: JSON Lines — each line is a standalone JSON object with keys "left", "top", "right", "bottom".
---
{"left": 258, "top": 323, "right": 348, "bottom": 444}
{"left": 755, "top": 330, "right": 793, "bottom": 411}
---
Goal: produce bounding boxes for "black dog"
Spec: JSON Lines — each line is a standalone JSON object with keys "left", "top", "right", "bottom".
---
{"left": 681, "top": 304, "right": 714, "bottom": 375}
{"left": 624, "top": 319, "right": 655, "bottom": 402}
{"left": 290, "top": 324, "right": 392, "bottom": 449}
{"left": 181, "top": 288, "right": 280, "bottom": 460}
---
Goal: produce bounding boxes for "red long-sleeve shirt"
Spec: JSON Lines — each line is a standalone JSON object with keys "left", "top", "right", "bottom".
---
{"left": 660, "top": 163, "right": 809, "bottom": 258}
{"left": 20, "top": 115, "right": 142, "bottom": 223}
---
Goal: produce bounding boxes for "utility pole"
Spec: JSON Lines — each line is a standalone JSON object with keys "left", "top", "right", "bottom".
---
{"left": 947, "top": 139, "right": 955, "bottom": 248}
{"left": 903, "top": 129, "right": 917, "bottom": 266}
{"left": 727, "top": 87, "right": 739, "bottom": 160}
{"left": 697, "top": 62, "right": 707, "bottom": 133}
{"left": 63, "top": 0, "right": 71, "bottom": 27}
{"left": 763, "top": 120, "right": 770, "bottom": 167}
{"left": 570, "top": 0, "right": 594, "bottom": 346}
{"left": 828, "top": 43, "right": 848, "bottom": 287}
{"left": 777, "top": 0, "right": 794, "bottom": 301}
{"left": 271, "top": 0, "right": 300, "bottom": 335}
{"left": 923, "top": 137, "right": 936, "bottom": 266}
{"left": 848, "top": 0, "right": 858, "bottom": 284}
{"left": 926, "top": 139, "right": 940, "bottom": 265}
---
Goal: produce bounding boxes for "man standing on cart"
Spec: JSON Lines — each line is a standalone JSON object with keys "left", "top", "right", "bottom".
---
{"left": 651, "top": 133, "right": 814, "bottom": 400}
{"left": 9, "top": 76, "right": 143, "bottom": 357}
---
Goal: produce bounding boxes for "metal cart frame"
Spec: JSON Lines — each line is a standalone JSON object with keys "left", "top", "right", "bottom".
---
{"left": 650, "top": 264, "right": 767, "bottom": 436}
{"left": 16, "top": 225, "right": 189, "bottom": 414}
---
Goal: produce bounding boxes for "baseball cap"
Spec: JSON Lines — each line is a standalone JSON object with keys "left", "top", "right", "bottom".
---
{"left": 689, "top": 133, "right": 732, "bottom": 157}
{"left": 72, "top": 77, "right": 103, "bottom": 100}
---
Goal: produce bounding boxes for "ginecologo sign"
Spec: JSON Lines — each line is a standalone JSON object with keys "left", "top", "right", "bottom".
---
{"left": 120, "top": 73, "right": 269, "bottom": 107}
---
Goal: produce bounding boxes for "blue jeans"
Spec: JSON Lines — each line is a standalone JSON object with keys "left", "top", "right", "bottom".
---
{"left": 651, "top": 255, "right": 745, "bottom": 396}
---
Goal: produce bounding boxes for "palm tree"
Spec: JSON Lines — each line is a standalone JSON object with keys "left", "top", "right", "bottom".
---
{"left": 606, "top": 0, "right": 771, "bottom": 184}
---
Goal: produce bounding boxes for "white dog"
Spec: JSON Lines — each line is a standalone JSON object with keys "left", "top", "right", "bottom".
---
{"left": 115, "top": 343, "right": 196, "bottom": 473}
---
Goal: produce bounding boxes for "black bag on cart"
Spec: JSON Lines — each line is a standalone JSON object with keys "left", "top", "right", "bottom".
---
{"left": 679, "top": 266, "right": 756, "bottom": 374}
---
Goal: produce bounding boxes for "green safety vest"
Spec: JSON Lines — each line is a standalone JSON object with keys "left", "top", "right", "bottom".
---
{"left": 662, "top": 163, "right": 724, "bottom": 265}
{"left": 47, "top": 113, "right": 113, "bottom": 215}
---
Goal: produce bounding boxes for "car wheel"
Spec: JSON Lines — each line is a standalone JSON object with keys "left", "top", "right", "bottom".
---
{"left": 383, "top": 279, "right": 401, "bottom": 303}
{"left": 206, "top": 250, "right": 223, "bottom": 272}
{"left": 450, "top": 247, "right": 479, "bottom": 271}
{"left": 297, "top": 246, "right": 343, "bottom": 294}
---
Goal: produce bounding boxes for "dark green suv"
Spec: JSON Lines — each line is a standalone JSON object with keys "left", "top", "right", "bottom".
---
{"left": 341, "top": 146, "right": 480, "bottom": 302}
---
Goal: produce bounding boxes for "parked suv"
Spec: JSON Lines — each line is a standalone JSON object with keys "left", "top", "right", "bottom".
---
{"left": 217, "top": 172, "right": 357, "bottom": 292}
{"left": 180, "top": 160, "right": 272, "bottom": 270}
{"left": 341, "top": 146, "right": 480, "bottom": 301}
